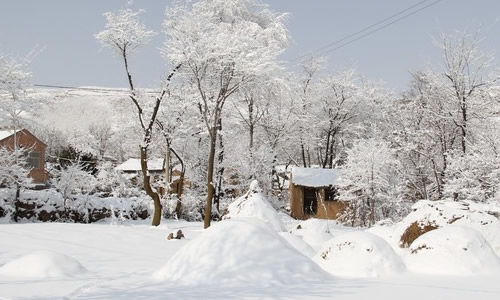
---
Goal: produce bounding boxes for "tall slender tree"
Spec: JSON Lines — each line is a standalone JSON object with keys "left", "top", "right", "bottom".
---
{"left": 96, "top": 8, "right": 180, "bottom": 226}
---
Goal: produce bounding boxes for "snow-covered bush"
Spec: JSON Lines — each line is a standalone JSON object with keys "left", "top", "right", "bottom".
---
{"left": 95, "top": 161, "right": 140, "bottom": 197}
{"left": 406, "top": 226, "right": 500, "bottom": 275}
{"left": 161, "top": 189, "right": 204, "bottom": 221}
{"left": 0, "top": 147, "right": 32, "bottom": 189}
{"left": 314, "top": 231, "right": 406, "bottom": 278}
{"left": 52, "top": 161, "right": 98, "bottom": 213}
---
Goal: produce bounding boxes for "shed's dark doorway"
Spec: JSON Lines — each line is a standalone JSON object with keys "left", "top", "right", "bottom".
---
{"left": 303, "top": 187, "right": 318, "bottom": 215}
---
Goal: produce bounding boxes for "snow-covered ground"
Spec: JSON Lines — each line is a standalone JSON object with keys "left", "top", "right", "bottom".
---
{"left": 1, "top": 219, "right": 499, "bottom": 299}
{"left": 1, "top": 190, "right": 500, "bottom": 299}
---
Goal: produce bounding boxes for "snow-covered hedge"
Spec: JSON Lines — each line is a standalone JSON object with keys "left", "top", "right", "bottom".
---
{"left": 0, "top": 188, "right": 150, "bottom": 223}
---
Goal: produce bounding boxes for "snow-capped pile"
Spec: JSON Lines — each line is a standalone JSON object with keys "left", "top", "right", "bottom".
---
{"left": 395, "top": 200, "right": 500, "bottom": 254}
{"left": 223, "top": 180, "right": 284, "bottom": 231}
{"left": 290, "top": 218, "right": 334, "bottom": 251}
{"left": 0, "top": 250, "right": 86, "bottom": 279}
{"left": 314, "top": 231, "right": 406, "bottom": 278}
{"left": 154, "top": 218, "right": 330, "bottom": 286}
{"left": 406, "top": 226, "right": 500, "bottom": 275}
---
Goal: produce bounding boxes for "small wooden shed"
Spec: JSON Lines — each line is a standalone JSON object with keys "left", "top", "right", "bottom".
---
{"left": 289, "top": 167, "right": 346, "bottom": 220}
{"left": 0, "top": 128, "right": 49, "bottom": 184}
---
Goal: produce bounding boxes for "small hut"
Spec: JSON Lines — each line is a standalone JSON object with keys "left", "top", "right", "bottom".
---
{"left": 289, "top": 167, "right": 346, "bottom": 220}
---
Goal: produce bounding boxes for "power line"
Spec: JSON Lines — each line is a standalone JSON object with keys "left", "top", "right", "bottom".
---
{"left": 296, "top": 0, "right": 431, "bottom": 60}
{"left": 293, "top": 0, "right": 445, "bottom": 62}
{"left": 33, "top": 84, "right": 160, "bottom": 94}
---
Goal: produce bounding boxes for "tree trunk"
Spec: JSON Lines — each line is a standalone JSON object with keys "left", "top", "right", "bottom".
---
{"left": 204, "top": 128, "right": 217, "bottom": 229}
{"left": 164, "top": 145, "right": 171, "bottom": 198}
{"left": 322, "top": 131, "right": 331, "bottom": 168}
{"left": 171, "top": 147, "right": 185, "bottom": 218}
{"left": 460, "top": 98, "right": 467, "bottom": 154}
{"left": 13, "top": 184, "right": 20, "bottom": 222}
{"left": 214, "top": 119, "right": 225, "bottom": 215}
{"left": 301, "top": 143, "right": 307, "bottom": 167}
{"left": 140, "top": 147, "right": 162, "bottom": 226}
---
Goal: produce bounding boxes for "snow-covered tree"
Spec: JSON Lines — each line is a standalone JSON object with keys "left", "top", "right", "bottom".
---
{"left": 0, "top": 147, "right": 32, "bottom": 219}
{"left": 338, "top": 138, "right": 405, "bottom": 226}
{"left": 0, "top": 54, "right": 37, "bottom": 144}
{"left": 95, "top": 8, "right": 155, "bottom": 90}
{"left": 163, "top": 0, "right": 289, "bottom": 228}
{"left": 293, "top": 56, "right": 326, "bottom": 167}
{"left": 0, "top": 148, "right": 31, "bottom": 188}
{"left": 439, "top": 30, "right": 497, "bottom": 154}
{"left": 443, "top": 146, "right": 500, "bottom": 203}
{"left": 96, "top": 8, "right": 180, "bottom": 226}
{"left": 314, "top": 70, "right": 360, "bottom": 168}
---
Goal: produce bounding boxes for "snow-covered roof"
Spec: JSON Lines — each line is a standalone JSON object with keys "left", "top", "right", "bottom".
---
{"left": 115, "top": 158, "right": 165, "bottom": 172}
{"left": 0, "top": 129, "right": 20, "bottom": 141}
{"left": 291, "top": 167, "right": 340, "bottom": 187}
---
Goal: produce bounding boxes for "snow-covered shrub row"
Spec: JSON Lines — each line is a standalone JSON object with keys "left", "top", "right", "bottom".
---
{"left": 0, "top": 189, "right": 150, "bottom": 223}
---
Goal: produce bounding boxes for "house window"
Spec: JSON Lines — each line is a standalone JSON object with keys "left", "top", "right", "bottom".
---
{"left": 325, "top": 186, "right": 338, "bottom": 202}
{"left": 303, "top": 187, "right": 318, "bottom": 215}
{"left": 27, "top": 151, "right": 41, "bottom": 169}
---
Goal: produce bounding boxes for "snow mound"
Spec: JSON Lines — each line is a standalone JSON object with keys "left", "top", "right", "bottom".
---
{"left": 314, "top": 231, "right": 406, "bottom": 278}
{"left": 223, "top": 180, "right": 284, "bottom": 231}
{"left": 406, "top": 226, "right": 500, "bottom": 276}
{"left": 290, "top": 218, "right": 334, "bottom": 251}
{"left": 395, "top": 200, "right": 500, "bottom": 254}
{"left": 154, "top": 218, "right": 330, "bottom": 286}
{"left": 278, "top": 232, "right": 316, "bottom": 257}
{"left": 0, "top": 250, "right": 86, "bottom": 279}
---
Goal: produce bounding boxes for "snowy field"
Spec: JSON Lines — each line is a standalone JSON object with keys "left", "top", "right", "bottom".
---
{"left": 1, "top": 218, "right": 500, "bottom": 299}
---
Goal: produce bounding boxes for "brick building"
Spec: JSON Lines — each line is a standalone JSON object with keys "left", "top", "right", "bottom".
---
{"left": 0, "top": 129, "right": 49, "bottom": 184}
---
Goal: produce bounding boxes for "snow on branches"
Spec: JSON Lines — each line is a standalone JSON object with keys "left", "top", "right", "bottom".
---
{"left": 95, "top": 8, "right": 155, "bottom": 57}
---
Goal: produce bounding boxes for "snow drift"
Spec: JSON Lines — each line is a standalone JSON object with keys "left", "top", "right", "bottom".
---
{"left": 314, "top": 231, "right": 405, "bottom": 278}
{"left": 154, "top": 218, "right": 330, "bottom": 286}
{"left": 223, "top": 180, "right": 284, "bottom": 231}
{"left": 406, "top": 226, "right": 500, "bottom": 276}
{"left": 0, "top": 250, "right": 86, "bottom": 279}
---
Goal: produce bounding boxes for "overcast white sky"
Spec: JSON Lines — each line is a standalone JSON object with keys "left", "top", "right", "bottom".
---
{"left": 1, "top": 0, "right": 499, "bottom": 90}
